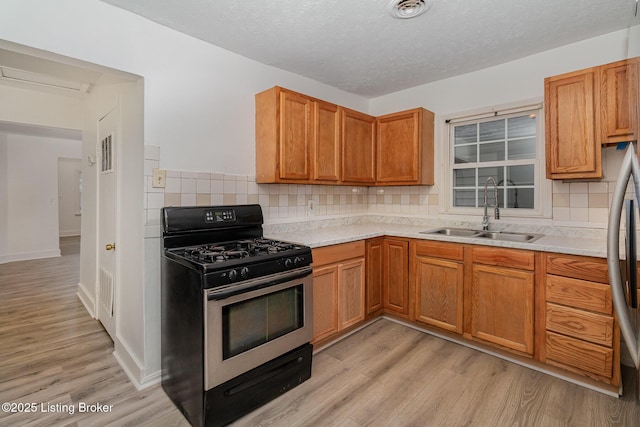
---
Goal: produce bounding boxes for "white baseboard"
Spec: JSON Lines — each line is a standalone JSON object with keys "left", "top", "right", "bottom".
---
{"left": 113, "top": 337, "right": 161, "bottom": 391}
{"left": 0, "top": 249, "right": 61, "bottom": 264}
{"left": 76, "top": 282, "right": 96, "bottom": 318}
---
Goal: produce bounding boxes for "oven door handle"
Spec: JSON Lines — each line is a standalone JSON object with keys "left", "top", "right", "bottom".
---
{"left": 206, "top": 267, "right": 312, "bottom": 301}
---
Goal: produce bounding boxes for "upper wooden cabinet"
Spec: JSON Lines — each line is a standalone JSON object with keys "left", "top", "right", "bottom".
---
{"left": 313, "top": 100, "right": 341, "bottom": 182}
{"left": 376, "top": 108, "right": 434, "bottom": 185}
{"left": 341, "top": 108, "right": 376, "bottom": 184}
{"left": 545, "top": 67, "right": 601, "bottom": 179}
{"left": 256, "top": 86, "right": 435, "bottom": 186}
{"left": 256, "top": 87, "right": 309, "bottom": 183}
{"left": 600, "top": 57, "right": 639, "bottom": 145}
{"left": 545, "top": 57, "right": 640, "bottom": 180}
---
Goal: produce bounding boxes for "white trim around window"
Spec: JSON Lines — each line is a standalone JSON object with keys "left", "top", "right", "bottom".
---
{"left": 441, "top": 99, "right": 551, "bottom": 219}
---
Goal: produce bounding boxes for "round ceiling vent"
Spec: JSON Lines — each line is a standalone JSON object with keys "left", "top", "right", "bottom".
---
{"left": 387, "top": 0, "right": 432, "bottom": 19}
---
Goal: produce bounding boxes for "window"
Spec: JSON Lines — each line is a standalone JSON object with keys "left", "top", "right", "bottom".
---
{"left": 447, "top": 105, "right": 545, "bottom": 216}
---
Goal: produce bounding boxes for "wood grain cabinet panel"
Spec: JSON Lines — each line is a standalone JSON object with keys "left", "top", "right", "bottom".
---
{"left": 544, "top": 67, "right": 601, "bottom": 179}
{"left": 256, "top": 87, "right": 313, "bottom": 183}
{"left": 545, "top": 274, "right": 612, "bottom": 315}
{"left": 341, "top": 108, "right": 376, "bottom": 184}
{"left": 541, "top": 252, "right": 619, "bottom": 386}
{"left": 339, "top": 258, "right": 365, "bottom": 329}
{"left": 413, "top": 256, "right": 463, "bottom": 333}
{"left": 546, "top": 303, "right": 613, "bottom": 347}
{"left": 470, "top": 264, "right": 535, "bottom": 355}
{"left": 382, "top": 238, "right": 410, "bottom": 317}
{"left": 312, "top": 264, "right": 339, "bottom": 343}
{"left": 365, "top": 238, "right": 384, "bottom": 316}
{"left": 312, "top": 242, "right": 366, "bottom": 345}
{"left": 546, "top": 331, "right": 614, "bottom": 379}
{"left": 545, "top": 253, "right": 609, "bottom": 283}
{"left": 313, "top": 100, "right": 341, "bottom": 182}
{"left": 544, "top": 57, "right": 639, "bottom": 180}
{"left": 600, "top": 57, "right": 639, "bottom": 144}
{"left": 376, "top": 108, "right": 434, "bottom": 185}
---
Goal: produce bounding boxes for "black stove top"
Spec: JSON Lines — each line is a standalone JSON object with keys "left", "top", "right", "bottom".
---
{"left": 178, "top": 239, "right": 304, "bottom": 264}
{"left": 161, "top": 205, "right": 313, "bottom": 288}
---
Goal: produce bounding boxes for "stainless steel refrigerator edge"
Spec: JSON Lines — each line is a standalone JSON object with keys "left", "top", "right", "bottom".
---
{"left": 607, "top": 143, "right": 640, "bottom": 400}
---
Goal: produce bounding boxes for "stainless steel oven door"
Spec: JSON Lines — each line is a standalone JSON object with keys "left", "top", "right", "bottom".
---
{"left": 204, "top": 267, "right": 313, "bottom": 390}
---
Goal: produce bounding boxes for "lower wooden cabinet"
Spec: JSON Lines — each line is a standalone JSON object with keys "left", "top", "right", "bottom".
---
{"left": 365, "top": 238, "right": 384, "bottom": 317}
{"left": 313, "top": 238, "right": 619, "bottom": 388}
{"left": 312, "top": 264, "right": 339, "bottom": 343}
{"left": 382, "top": 238, "right": 410, "bottom": 318}
{"left": 465, "top": 246, "right": 536, "bottom": 356}
{"left": 411, "top": 240, "right": 464, "bottom": 333}
{"left": 541, "top": 253, "right": 619, "bottom": 386}
{"left": 311, "top": 241, "right": 365, "bottom": 344}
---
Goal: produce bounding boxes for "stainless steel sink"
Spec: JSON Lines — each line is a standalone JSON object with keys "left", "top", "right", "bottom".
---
{"left": 421, "top": 228, "right": 542, "bottom": 243}
{"left": 421, "top": 227, "right": 481, "bottom": 237}
{"left": 475, "top": 231, "right": 542, "bottom": 243}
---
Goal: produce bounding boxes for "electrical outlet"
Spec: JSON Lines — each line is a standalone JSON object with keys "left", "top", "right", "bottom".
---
{"left": 152, "top": 168, "right": 167, "bottom": 188}
{"left": 307, "top": 199, "right": 315, "bottom": 216}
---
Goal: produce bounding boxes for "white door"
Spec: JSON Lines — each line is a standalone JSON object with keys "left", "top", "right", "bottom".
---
{"left": 97, "top": 108, "right": 118, "bottom": 339}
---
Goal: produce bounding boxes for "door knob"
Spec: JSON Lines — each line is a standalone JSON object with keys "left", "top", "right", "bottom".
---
{"left": 105, "top": 243, "right": 116, "bottom": 251}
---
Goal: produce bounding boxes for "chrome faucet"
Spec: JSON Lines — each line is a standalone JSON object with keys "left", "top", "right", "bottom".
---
{"left": 482, "top": 176, "right": 500, "bottom": 231}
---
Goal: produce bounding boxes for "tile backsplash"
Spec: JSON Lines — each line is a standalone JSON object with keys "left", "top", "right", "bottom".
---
{"left": 144, "top": 145, "right": 625, "bottom": 228}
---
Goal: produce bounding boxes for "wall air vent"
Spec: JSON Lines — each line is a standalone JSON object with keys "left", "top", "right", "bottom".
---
{"left": 387, "top": 0, "right": 432, "bottom": 19}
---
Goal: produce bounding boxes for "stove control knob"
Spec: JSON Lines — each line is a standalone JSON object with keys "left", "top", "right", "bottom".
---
{"left": 293, "top": 256, "right": 303, "bottom": 267}
{"left": 240, "top": 267, "right": 249, "bottom": 280}
{"left": 228, "top": 269, "right": 238, "bottom": 282}
{"left": 284, "top": 258, "right": 293, "bottom": 269}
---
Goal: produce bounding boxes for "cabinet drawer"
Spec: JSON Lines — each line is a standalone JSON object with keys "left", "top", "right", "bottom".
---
{"left": 546, "top": 274, "right": 612, "bottom": 315}
{"left": 412, "top": 240, "right": 463, "bottom": 261}
{"left": 546, "top": 303, "right": 613, "bottom": 347}
{"left": 545, "top": 253, "right": 608, "bottom": 283}
{"left": 471, "top": 246, "right": 534, "bottom": 271}
{"left": 313, "top": 241, "right": 365, "bottom": 267}
{"left": 546, "top": 331, "right": 613, "bottom": 379}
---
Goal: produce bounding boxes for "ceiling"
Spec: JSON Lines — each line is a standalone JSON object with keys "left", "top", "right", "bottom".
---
{"left": 99, "top": 0, "right": 639, "bottom": 97}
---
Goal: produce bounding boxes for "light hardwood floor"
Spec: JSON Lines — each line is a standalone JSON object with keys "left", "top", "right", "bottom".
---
{"left": 1, "top": 240, "right": 639, "bottom": 426}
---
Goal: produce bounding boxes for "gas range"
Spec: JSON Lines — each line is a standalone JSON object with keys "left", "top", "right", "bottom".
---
{"left": 165, "top": 237, "right": 312, "bottom": 287}
{"left": 161, "top": 204, "right": 312, "bottom": 288}
{"left": 160, "top": 204, "right": 314, "bottom": 426}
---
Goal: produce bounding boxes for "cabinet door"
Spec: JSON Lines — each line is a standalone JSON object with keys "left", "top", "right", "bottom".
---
{"left": 279, "top": 90, "right": 312, "bottom": 180}
{"left": 366, "top": 238, "right": 384, "bottom": 315}
{"left": 377, "top": 109, "right": 420, "bottom": 183}
{"left": 341, "top": 108, "right": 376, "bottom": 183}
{"left": 471, "top": 264, "right": 534, "bottom": 355}
{"left": 338, "top": 258, "right": 365, "bottom": 330}
{"left": 383, "top": 239, "right": 410, "bottom": 316}
{"left": 600, "top": 58, "right": 639, "bottom": 144}
{"left": 545, "top": 68, "right": 601, "bottom": 179}
{"left": 376, "top": 108, "right": 433, "bottom": 185}
{"left": 312, "top": 264, "right": 339, "bottom": 343}
{"left": 313, "top": 100, "right": 341, "bottom": 182}
{"left": 414, "top": 256, "right": 464, "bottom": 333}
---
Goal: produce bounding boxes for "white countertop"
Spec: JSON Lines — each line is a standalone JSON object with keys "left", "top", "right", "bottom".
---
{"left": 264, "top": 217, "right": 613, "bottom": 259}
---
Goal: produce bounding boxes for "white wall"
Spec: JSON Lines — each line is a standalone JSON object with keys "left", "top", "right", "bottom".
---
{"left": 369, "top": 26, "right": 639, "bottom": 116}
{"left": 2, "top": 132, "right": 81, "bottom": 263}
{"left": 0, "top": 84, "right": 83, "bottom": 130}
{"left": 58, "top": 158, "right": 82, "bottom": 237}
{"left": 0, "top": 0, "right": 369, "bottom": 176}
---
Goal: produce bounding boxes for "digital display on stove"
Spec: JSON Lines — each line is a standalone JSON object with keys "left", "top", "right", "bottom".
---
{"left": 204, "top": 209, "right": 236, "bottom": 222}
